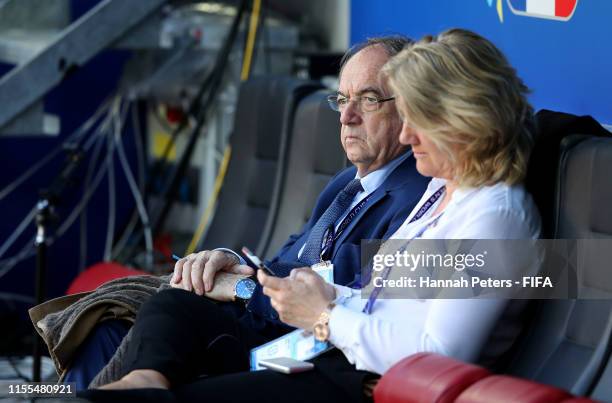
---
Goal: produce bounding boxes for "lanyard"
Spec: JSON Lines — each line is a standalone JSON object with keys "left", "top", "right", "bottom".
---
{"left": 319, "top": 193, "right": 375, "bottom": 261}
{"left": 362, "top": 186, "right": 446, "bottom": 314}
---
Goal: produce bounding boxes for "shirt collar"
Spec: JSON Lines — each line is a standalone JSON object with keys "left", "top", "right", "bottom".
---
{"left": 356, "top": 151, "right": 412, "bottom": 194}
{"left": 428, "top": 177, "right": 476, "bottom": 206}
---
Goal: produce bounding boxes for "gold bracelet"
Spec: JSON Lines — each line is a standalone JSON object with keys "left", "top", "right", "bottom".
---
{"left": 313, "top": 303, "right": 336, "bottom": 342}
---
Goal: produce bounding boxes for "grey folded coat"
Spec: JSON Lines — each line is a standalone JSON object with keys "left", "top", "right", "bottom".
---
{"left": 29, "top": 270, "right": 247, "bottom": 388}
{"left": 29, "top": 274, "right": 172, "bottom": 387}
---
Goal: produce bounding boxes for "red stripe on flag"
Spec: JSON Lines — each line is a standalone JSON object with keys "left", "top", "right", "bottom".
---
{"left": 556, "top": 0, "right": 576, "bottom": 18}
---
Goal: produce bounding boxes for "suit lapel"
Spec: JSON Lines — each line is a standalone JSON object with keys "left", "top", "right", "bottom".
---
{"left": 329, "top": 154, "right": 418, "bottom": 258}
{"left": 329, "top": 189, "right": 388, "bottom": 254}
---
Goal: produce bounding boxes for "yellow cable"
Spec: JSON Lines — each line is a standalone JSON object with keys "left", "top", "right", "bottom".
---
{"left": 186, "top": 0, "right": 262, "bottom": 255}
{"left": 240, "top": 0, "right": 262, "bottom": 81}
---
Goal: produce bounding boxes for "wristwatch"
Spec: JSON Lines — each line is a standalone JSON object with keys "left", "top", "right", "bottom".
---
{"left": 313, "top": 303, "right": 336, "bottom": 342}
{"left": 234, "top": 277, "right": 257, "bottom": 301}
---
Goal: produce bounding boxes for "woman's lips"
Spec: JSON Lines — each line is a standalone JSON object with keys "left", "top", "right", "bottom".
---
{"left": 413, "top": 151, "right": 427, "bottom": 158}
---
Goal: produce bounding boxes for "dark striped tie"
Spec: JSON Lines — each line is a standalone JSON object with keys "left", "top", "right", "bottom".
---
{"left": 299, "top": 179, "right": 363, "bottom": 265}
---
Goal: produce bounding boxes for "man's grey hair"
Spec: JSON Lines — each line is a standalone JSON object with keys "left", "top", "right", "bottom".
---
{"left": 339, "top": 35, "right": 414, "bottom": 74}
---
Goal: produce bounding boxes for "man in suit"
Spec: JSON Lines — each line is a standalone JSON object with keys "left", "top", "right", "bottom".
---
{"left": 171, "top": 36, "right": 426, "bottom": 322}
{"left": 66, "top": 34, "right": 428, "bottom": 388}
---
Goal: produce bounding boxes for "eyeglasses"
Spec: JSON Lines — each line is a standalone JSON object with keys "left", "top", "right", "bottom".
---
{"left": 327, "top": 94, "right": 395, "bottom": 113}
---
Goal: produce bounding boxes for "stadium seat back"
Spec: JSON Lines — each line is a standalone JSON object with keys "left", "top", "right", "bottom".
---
{"left": 259, "top": 90, "right": 346, "bottom": 258}
{"left": 506, "top": 135, "right": 612, "bottom": 396}
{"left": 199, "top": 76, "right": 321, "bottom": 253}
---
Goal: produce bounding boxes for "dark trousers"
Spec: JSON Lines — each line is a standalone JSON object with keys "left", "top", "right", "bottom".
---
{"left": 64, "top": 320, "right": 131, "bottom": 390}
{"left": 125, "top": 288, "right": 268, "bottom": 382}
{"left": 116, "top": 288, "right": 374, "bottom": 403}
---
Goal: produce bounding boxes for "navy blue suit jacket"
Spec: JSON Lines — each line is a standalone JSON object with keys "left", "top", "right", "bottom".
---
{"left": 246, "top": 153, "right": 428, "bottom": 329}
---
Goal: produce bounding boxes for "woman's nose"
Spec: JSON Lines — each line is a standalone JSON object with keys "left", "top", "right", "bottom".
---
{"left": 399, "top": 123, "right": 418, "bottom": 145}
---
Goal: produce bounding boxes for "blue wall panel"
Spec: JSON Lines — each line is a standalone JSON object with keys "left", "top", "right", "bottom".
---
{"left": 0, "top": 50, "right": 134, "bottom": 319}
{"left": 351, "top": 0, "right": 611, "bottom": 124}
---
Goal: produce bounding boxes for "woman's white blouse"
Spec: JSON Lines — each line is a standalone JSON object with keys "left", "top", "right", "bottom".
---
{"left": 328, "top": 178, "right": 542, "bottom": 375}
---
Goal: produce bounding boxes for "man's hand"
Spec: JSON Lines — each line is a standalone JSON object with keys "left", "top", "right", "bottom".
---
{"left": 171, "top": 271, "right": 248, "bottom": 302}
{"left": 170, "top": 250, "right": 254, "bottom": 295}
{"left": 259, "top": 267, "right": 336, "bottom": 330}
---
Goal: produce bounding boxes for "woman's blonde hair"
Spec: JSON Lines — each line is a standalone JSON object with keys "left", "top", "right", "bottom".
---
{"left": 382, "top": 28, "right": 535, "bottom": 186}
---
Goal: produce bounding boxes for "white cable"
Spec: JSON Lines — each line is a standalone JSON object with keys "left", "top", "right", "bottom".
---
{"left": 111, "top": 209, "right": 140, "bottom": 260}
{"left": 0, "top": 292, "right": 34, "bottom": 304}
{"left": 0, "top": 96, "right": 123, "bottom": 279}
{"left": 0, "top": 98, "right": 113, "bottom": 201}
{"left": 0, "top": 96, "right": 122, "bottom": 279}
{"left": 83, "top": 104, "right": 115, "bottom": 152}
{"left": 131, "top": 101, "right": 146, "bottom": 193}
{"left": 116, "top": 134, "right": 154, "bottom": 269}
{"left": 103, "top": 98, "right": 125, "bottom": 262}
{"left": 71, "top": 96, "right": 116, "bottom": 143}
{"left": 0, "top": 98, "right": 116, "bottom": 272}
{"left": 0, "top": 236, "right": 36, "bottom": 282}
{"left": 53, "top": 129, "right": 116, "bottom": 242}
{"left": 114, "top": 103, "right": 154, "bottom": 269}
{"left": 103, "top": 133, "right": 116, "bottom": 262}
{"left": 78, "top": 101, "right": 118, "bottom": 271}
{"left": 0, "top": 93, "right": 154, "bottom": 279}
{"left": 111, "top": 102, "right": 148, "bottom": 259}
{"left": 0, "top": 133, "right": 112, "bottom": 281}
{"left": 110, "top": 104, "right": 140, "bottom": 257}
{"left": 0, "top": 239, "right": 33, "bottom": 268}
{"left": 78, "top": 117, "right": 108, "bottom": 271}
{"left": 0, "top": 205, "right": 37, "bottom": 260}
{"left": 0, "top": 150, "right": 63, "bottom": 203}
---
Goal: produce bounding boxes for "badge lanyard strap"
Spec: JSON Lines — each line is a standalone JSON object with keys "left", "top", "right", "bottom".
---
{"left": 319, "top": 193, "right": 376, "bottom": 261}
{"left": 363, "top": 186, "right": 446, "bottom": 314}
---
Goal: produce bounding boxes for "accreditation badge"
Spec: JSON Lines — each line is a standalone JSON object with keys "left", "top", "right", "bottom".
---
{"left": 311, "top": 261, "right": 334, "bottom": 284}
{"left": 249, "top": 261, "right": 335, "bottom": 370}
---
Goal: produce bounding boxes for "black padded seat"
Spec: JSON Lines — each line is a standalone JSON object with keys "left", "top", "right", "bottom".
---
{"left": 258, "top": 90, "right": 347, "bottom": 259}
{"left": 199, "top": 76, "right": 321, "bottom": 253}
{"left": 504, "top": 134, "right": 612, "bottom": 397}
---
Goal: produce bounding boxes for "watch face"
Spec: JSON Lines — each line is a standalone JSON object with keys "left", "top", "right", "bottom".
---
{"left": 235, "top": 278, "right": 256, "bottom": 300}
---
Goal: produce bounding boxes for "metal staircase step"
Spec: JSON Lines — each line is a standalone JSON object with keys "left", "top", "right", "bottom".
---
{"left": 0, "top": 0, "right": 167, "bottom": 136}
{"left": 0, "top": 28, "right": 61, "bottom": 65}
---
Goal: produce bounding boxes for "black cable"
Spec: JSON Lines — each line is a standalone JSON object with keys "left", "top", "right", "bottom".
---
{"left": 143, "top": 49, "right": 220, "bottom": 199}
{"left": 115, "top": 46, "right": 221, "bottom": 261}
{"left": 120, "top": 0, "right": 250, "bottom": 264}
{"left": 112, "top": 67, "right": 217, "bottom": 263}
{"left": 151, "top": 0, "right": 249, "bottom": 237}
